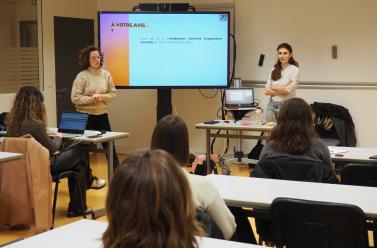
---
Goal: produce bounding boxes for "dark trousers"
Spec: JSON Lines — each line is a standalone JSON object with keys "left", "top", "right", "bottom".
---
{"left": 85, "top": 113, "right": 119, "bottom": 173}
{"left": 229, "top": 206, "right": 257, "bottom": 244}
{"left": 51, "top": 147, "right": 87, "bottom": 211}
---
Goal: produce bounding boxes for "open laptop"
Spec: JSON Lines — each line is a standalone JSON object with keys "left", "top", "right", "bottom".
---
{"left": 58, "top": 112, "right": 89, "bottom": 138}
{"left": 224, "top": 88, "right": 256, "bottom": 110}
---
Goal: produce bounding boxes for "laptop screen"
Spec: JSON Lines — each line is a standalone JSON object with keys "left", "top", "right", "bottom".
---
{"left": 225, "top": 88, "right": 254, "bottom": 107}
{"left": 58, "top": 112, "right": 89, "bottom": 134}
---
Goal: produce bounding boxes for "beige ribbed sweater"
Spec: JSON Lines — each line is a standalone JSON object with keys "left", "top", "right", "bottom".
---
{"left": 71, "top": 67, "right": 116, "bottom": 115}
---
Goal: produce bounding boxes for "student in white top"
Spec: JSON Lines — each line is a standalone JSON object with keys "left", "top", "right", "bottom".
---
{"left": 265, "top": 43, "right": 300, "bottom": 122}
{"left": 151, "top": 115, "right": 237, "bottom": 240}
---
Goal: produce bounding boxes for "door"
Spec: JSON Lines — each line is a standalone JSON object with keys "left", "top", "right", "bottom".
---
{"left": 54, "top": 16, "right": 94, "bottom": 122}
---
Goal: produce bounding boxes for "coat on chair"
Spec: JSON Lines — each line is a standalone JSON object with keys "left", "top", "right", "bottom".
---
{"left": 0, "top": 136, "right": 52, "bottom": 233}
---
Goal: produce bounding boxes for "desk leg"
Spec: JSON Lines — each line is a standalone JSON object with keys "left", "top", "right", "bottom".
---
{"left": 93, "top": 140, "right": 114, "bottom": 220}
{"left": 206, "top": 129, "right": 211, "bottom": 175}
{"left": 108, "top": 140, "right": 114, "bottom": 181}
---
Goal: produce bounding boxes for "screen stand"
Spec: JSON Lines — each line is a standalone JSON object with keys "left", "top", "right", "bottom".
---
{"left": 157, "top": 89, "right": 172, "bottom": 122}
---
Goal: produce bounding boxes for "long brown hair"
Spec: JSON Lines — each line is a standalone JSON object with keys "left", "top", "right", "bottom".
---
{"left": 270, "top": 98, "right": 316, "bottom": 154}
{"left": 5, "top": 86, "right": 47, "bottom": 136}
{"left": 271, "top": 43, "right": 299, "bottom": 81}
{"left": 103, "top": 150, "right": 204, "bottom": 248}
{"left": 151, "top": 115, "right": 189, "bottom": 165}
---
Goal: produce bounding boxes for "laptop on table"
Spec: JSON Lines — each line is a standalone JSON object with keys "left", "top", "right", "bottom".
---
{"left": 224, "top": 88, "right": 256, "bottom": 110}
{"left": 58, "top": 112, "right": 89, "bottom": 138}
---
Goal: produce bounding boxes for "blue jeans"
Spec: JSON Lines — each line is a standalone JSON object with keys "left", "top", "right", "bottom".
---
{"left": 265, "top": 98, "right": 282, "bottom": 122}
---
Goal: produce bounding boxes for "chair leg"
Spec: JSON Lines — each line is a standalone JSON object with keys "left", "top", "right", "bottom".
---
{"left": 51, "top": 180, "right": 60, "bottom": 229}
{"left": 73, "top": 173, "right": 89, "bottom": 219}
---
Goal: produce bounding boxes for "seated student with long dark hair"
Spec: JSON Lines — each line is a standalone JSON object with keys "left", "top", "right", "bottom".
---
{"left": 103, "top": 149, "right": 204, "bottom": 248}
{"left": 258, "top": 97, "right": 334, "bottom": 171}
{"left": 151, "top": 115, "right": 238, "bottom": 240}
{"left": 5, "top": 86, "right": 91, "bottom": 217}
{"left": 253, "top": 98, "right": 337, "bottom": 244}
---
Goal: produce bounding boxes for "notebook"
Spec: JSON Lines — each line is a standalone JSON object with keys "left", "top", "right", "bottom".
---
{"left": 58, "top": 112, "right": 89, "bottom": 138}
{"left": 224, "top": 88, "right": 256, "bottom": 110}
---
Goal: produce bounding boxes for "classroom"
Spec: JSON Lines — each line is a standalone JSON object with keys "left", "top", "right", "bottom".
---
{"left": 1, "top": 0, "right": 377, "bottom": 247}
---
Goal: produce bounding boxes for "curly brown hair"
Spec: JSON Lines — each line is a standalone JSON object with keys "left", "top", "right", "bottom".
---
{"left": 103, "top": 149, "right": 204, "bottom": 248}
{"left": 271, "top": 43, "right": 299, "bottom": 81}
{"left": 78, "top": 45, "right": 104, "bottom": 70}
{"left": 270, "top": 98, "right": 317, "bottom": 154}
{"left": 5, "top": 86, "right": 47, "bottom": 136}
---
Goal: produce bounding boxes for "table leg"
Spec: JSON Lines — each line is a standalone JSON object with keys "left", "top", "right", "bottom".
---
{"left": 108, "top": 140, "right": 114, "bottom": 181}
{"left": 93, "top": 140, "right": 114, "bottom": 219}
{"left": 206, "top": 129, "right": 211, "bottom": 175}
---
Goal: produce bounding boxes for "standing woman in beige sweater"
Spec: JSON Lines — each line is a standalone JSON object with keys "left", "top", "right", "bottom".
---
{"left": 71, "top": 45, "right": 119, "bottom": 189}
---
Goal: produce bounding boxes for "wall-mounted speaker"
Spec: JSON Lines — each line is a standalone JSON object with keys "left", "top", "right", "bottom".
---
{"left": 332, "top": 45, "right": 338, "bottom": 59}
{"left": 258, "top": 54, "right": 265, "bottom": 66}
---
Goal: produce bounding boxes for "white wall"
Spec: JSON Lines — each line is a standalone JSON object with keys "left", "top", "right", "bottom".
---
{"left": 233, "top": 0, "right": 377, "bottom": 149}
{"left": 0, "top": 1, "right": 16, "bottom": 47}
{"left": 236, "top": 0, "right": 377, "bottom": 83}
{"left": 41, "top": 0, "right": 97, "bottom": 127}
{"left": 2, "top": 0, "right": 376, "bottom": 155}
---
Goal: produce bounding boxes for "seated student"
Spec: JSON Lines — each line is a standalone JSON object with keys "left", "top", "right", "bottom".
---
{"left": 5, "top": 86, "right": 91, "bottom": 217}
{"left": 252, "top": 98, "right": 337, "bottom": 244}
{"left": 103, "top": 149, "right": 204, "bottom": 248}
{"left": 259, "top": 97, "right": 333, "bottom": 169}
{"left": 150, "top": 115, "right": 237, "bottom": 240}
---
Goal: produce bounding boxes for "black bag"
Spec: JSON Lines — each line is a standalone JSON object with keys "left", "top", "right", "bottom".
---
{"left": 247, "top": 132, "right": 265, "bottom": 160}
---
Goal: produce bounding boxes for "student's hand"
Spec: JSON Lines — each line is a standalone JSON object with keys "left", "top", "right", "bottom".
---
{"left": 55, "top": 132, "right": 64, "bottom": 138}
{"left": 48, "top": 131, "right": 63, "bottom": 138}
{"left": 287, "top": 79, "right": 293, "bottom": 85}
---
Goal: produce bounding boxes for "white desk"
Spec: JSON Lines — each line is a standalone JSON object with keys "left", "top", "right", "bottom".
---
{"left": 0, "top": 151, "right": 23, "bottom": 163}
{"left": 196, "top": 121, "right": 273, "bottom": 174}
{"left": 4, "top": 219, "right": 262, "bottom": 248}
{"left": 48, "top": 128, "right": 129, "bottom": 180}
{"left": 329, "top": 146, "right": 377, "bottom": 163}
{"left": 73, "top": 131, "right": 129, "bottom": 180}
{"left": 206, "top": 174, "right": 377, "bottom": 218}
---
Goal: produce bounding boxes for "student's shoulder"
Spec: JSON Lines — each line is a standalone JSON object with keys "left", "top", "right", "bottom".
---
{"left": 187, "top": 173, "right": 216, "bottom": 189}
{"left": 20, "top": 120, "right": 45, "bottom": 133}
{"left": 311, "top": 137, "right": 329, "bottom": 149}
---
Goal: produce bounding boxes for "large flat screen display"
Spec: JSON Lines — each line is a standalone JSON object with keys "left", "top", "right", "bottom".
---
{"left": 98, "top": 12, "right": 229, "bottom": 88}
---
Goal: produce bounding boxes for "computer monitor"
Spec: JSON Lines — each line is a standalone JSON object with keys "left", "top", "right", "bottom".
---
{"left": 224, "top": 88, "right": 255, "bottom": 109}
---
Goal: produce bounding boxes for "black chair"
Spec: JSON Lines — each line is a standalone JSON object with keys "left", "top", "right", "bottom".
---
{"left": 271, "top": 197, "right": 369, "bottom": 248}
{"left": 251, "top": 158, "right": 338, "bottom": 244}
{"left": 341, "top": 164, "right": 377, "bottom": 247}
{"left": 51, "top": 170, "right": 88, "bottom": 228}
{"left": 341, "top": 163, "right": 377, "bottom": 187}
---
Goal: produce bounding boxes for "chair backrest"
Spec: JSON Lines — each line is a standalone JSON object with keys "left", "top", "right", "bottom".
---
{"left": 196, "top": 208, "right": 224, "bottom": 240}
{"left": 341, "top": 163, "right": 377, "bottom": 187}
{"left": 271, "top": 197, "right": 369, "bottom": 248}
{"left": 252, "top": 158, "right": 338, "bottom": 184}
{"left": 0, "top": 136, "right": 52, "bottom": 233}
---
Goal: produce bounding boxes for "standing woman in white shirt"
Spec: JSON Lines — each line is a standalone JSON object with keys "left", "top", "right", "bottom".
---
{"left": 265, "top": 43, "right": 300, "bottom": 122}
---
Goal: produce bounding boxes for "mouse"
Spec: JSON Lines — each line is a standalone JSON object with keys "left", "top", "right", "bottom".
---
{"left": 224, "top": 120, "right": 230, "bottom": 123}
